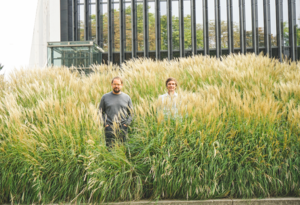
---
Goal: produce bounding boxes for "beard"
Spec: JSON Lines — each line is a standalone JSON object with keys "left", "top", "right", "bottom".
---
{"left": 113, "top": 88, "right": 121, "bottom": 93}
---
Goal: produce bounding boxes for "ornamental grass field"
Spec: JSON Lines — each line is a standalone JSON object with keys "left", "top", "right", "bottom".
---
{"left": 0, "top": 54, "right": 300, "bottom": 203}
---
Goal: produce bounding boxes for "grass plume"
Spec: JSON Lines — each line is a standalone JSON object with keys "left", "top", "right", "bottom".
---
{"left": 0, "top": 54, "right": 300, "bottom": 203}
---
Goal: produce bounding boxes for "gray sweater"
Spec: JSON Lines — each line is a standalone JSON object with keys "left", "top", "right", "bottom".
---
{"left": 99, "top": 92, "right": 133, "bottom": 126}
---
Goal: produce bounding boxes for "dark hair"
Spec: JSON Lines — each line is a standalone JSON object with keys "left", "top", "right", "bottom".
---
{"left": 111, "top": 76, "right": 123, "bottom": 84}
{"left": 165, "top": 77, "right": 178, "bottom": 87}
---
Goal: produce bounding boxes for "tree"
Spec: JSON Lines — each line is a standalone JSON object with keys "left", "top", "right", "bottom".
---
{"left": 283, "top": 21, "right": 289, "bottom": 46}
{"left": 100, "top": 5, "right": 204, "bottom": 52}
{"left": 0, "top": 64, "right": 3, "bottom": 71}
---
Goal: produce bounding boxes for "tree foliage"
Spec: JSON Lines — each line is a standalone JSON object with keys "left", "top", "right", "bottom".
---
{"left": 83, "top": 4, "right": 289, "bottom": 51}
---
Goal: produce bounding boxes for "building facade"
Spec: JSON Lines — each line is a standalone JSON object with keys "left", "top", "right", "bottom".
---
{"left": 60, "top": 0, "right": 300, "bottom": 65}
{"left": 29, "top": 0, "right": 61, "bottom": 68}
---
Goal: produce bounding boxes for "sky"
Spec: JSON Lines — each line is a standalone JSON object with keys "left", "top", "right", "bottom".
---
{"left": 0, "top": 0, "right": 38, "bottom": 75}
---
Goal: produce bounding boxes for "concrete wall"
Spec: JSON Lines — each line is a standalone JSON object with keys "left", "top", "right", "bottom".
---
{"left": 28, "top": 0, "right": 60, "bottom": 68}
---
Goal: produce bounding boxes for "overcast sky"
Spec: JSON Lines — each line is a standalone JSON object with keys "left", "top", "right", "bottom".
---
{"left": 0, "top": 0, "right": 38, "bottom": 75}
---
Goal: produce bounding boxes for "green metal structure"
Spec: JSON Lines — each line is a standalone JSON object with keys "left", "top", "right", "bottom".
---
{"left": 47, "top": 41, "right": 103, "bottom": 68}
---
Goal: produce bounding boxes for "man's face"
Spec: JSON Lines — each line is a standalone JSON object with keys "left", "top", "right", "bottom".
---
{"left": 111, "top": 79, "right": 123, "bottom": 94}
{"left": 166, "top": 80, "right": 176, "bottom": 93}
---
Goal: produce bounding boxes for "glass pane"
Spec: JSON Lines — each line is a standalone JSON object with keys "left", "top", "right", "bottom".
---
{"left": 258, "top": 0, "right": 264, "bottom": 47}
{"left": 270, "top": 0, "right": 277, "bottom": 46}
{"left": 283, "top": 0, "right": 289, "bottom": 46}
{"left": 149, "top": 2, "right": 156, "bottom": 51}
{"left": 245, "top": 0, "right": 252, "bottom": 48}
{"left": 113, "top": 3, "right": 120, "bottom": 52}
{"left": 208, "top": 1, "right": 215, "bottom": 49}
{"left": 102, "top": 4, "right": 108, "bottom": 51}
{"left": 196, "top": 0, "right": 203, "bottom": 49}
{"left": 172, "top": 0, "right": 179, "bottom": 51}
{"left": 53, "top": 49, "right": 62, "bottom": 67}
{"left": 232, "top": 0, "right": 240, "bottom": 48}
{"left": 161, "top": 1, "right": 168, "bottom": 51}
{"left": 184, "top": 0, "right": 191, "bottom": 50}
{"left": 125, "top": 3, "right": 132, "bottom": 51}
{"left": 297, "top": 0, "right": 300, "bottom": 46}
{"left": 90, "top": 3, "right": 96, "bottom": 41}
{"left": 220, "top": 0, "right": 228, "bottom": 48}
{"left": 137, "top": 2, "right": 144, "bottom": 51}
{"left": 79, "top": 4, "right": 85, "bottom": 41}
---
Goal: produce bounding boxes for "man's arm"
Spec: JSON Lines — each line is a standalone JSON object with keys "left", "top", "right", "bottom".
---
{"left": 99, "top": 97, "right": 106, "bottom": 126}
{"left": 125, "top": 97, "right": 133, "bottom": 126}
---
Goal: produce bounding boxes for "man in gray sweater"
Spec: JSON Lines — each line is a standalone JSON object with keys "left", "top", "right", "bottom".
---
{"left": 99, "top": 76, "right": 133, "bottom": 147}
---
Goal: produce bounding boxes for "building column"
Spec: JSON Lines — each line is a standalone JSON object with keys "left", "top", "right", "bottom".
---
{"left": 240, "top": 0, "right": 246, "bottom": 54}
{"left": 155, "top": 0, "right": 161, "bottom": 60}
{"left": 84, "top": 0, "right": 90, "bottom": 40}
{"left": 167, "top": 0, "right": 173, "bottom": 60}
{"left": 179, "top": 0, "right": 185, "bottom": 57}
{"left": 143, "top": 0, "right": 149, "bottom": 58}
{"left": 252, "top": 0, "right": 259, "bottom": 55}
{"left": 108, "top": 0, "right": 114, "bottom": 63}
{"left": 215, "top": 0, "right": 222, "bottom": 57}
{"left": 289, "top": 0, "right": 297, "bottom": 61}
{"left": 191, "top": 0, "right": 197, "bottom": 55}
{"left": 227, "top": 0, "right": 234, "bottom": 54}
{"left": 264, "top": 0, "right": 272, "bottom": 57}
{"left": 276, "top": 0, "right": 283, "bottom": 62}
{"left": 73, "top": 0, "right": 78, "bottom": 41}
{"left": 96, "top": 0, "right": 101, "bottom": 46}
{"left": 61, "top": 0, "right": 70, "bottom": 41}
{"left": 120, "top": 0, "right": 125, "bottom": 64}
{"left": 203, "top": 0, "right": 209, "bottom": 55}
{"left": 131, "top": 0, "right": 137, "bottom": 58}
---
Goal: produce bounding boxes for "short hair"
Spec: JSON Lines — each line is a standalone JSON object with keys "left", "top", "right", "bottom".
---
{"left": 165, "top": 77, "right": 178, "bottom": 87}
{"left": 111, "top": 76, "right": 123, "bottom": 84}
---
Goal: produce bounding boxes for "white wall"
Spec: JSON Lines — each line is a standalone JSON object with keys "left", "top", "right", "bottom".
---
{"left": 29, "top": 0, "right": 60, "bottom": 68}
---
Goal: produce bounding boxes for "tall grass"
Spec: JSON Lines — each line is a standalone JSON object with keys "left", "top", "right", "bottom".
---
{"left": 0, "top": 54, "right": 300, "bottom": 203}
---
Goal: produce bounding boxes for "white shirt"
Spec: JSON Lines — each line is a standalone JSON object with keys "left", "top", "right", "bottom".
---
{"left": 158, "top": 92, "right": 180, "bottom": 119}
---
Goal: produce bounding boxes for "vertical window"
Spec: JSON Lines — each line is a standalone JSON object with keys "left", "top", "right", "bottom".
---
{"left": 161, "top": 1, "right": 168, "bottom": 51}
{"left": 195, "top": 0, "right": 203, "bottom": 49}
{"left": 297, "top": 0, "right": 300, "bottom": 46}
{"left": 184, "top": 0, "right": 191, "bottom": 50}
{"left": 220, "top": 0, "right": 228, "bottom": 48}
{"left": 102, "top": 3, "right": 108, "bottom": 51}
{"left": 232, "top": 0, "right": 240, "bottom": 48}
{"left": 283, "top": 0, "right": 289, "bottom": 46}
{"left": 257, "top": 0, "right": 264, "bottom": 47}
{"left": 208, "top": 1, "right": 215, "bottom": 49}
{"left": 125, "top": 2, "right": 132, "bottom": 52}
{"left": 245, "top": 0, "right": 252, "bottom": 48}
{"left": 90, "top": 2, "right": 96, "bottom": 41}
{"left": 270, "top": 0, "right": 277, "bottom": 46}
{"left": 137, "top": 1, "right": 144, "bottom": 51}
{"left": 149, "top": 1, "right": 156, "bottom": 51}
{"left": 172, "top": 0, "right": 179, "bottom": 51}
{"left": 79, "top": 1, "right": 85, "bottom": 41}
{"left": 113, "top": 2, "right": 120, "bottom": 52}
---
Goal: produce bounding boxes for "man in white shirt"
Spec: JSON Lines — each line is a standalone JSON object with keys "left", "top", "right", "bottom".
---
{"left": 158, "top": 77, "right": 180, "bottom": 119}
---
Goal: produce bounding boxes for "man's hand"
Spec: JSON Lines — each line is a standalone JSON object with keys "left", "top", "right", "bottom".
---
{"left": 123, "top": 124, "right": 127, "bottom": 127}
{"left": 105, "top": 124, "right": 109, "bottom": 127}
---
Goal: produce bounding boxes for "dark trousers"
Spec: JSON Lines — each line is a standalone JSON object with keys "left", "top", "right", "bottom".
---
{"left": 104, "top": 124, "right": 128, "bottom": 147}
